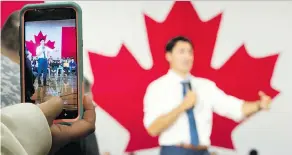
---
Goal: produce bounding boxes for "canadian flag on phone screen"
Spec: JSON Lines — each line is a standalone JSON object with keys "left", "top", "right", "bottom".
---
{"left": 61, "top": 27, "right": 77, "bottom": 60}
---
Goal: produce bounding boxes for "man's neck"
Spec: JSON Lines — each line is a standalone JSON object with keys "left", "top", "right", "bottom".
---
{"left": 170, "top": 68, "right": 189, "bottom": 79}
{"left": 1, "top": 47, "right": 20, "bottom": 64}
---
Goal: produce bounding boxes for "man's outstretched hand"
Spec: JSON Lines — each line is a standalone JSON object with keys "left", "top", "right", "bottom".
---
{"left": 258, "top": 91, "right": 272, "bottom": 110}
{"left": 38, "top": 95, "right": 96, "bottom": 154}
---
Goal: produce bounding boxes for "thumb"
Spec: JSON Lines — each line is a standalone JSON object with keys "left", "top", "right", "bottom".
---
{"left": 258, "top": 91, "right": 266, "bottom": 97}
{"left": 38, "top": 97, "right": 64, "bottom": 126}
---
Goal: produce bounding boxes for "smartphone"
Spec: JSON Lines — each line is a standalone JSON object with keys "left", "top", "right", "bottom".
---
{"left": 19, "top": 2, "right": 83, "bottom": 124}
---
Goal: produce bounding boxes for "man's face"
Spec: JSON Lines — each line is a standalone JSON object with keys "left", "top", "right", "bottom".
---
{"left": 40, "top": 40, "right": 45, "bottom": 46}
{"left": 166, "top": 41, "right": 194, "bottom": 74}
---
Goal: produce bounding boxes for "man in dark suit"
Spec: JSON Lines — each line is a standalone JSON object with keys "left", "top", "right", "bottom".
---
{"left": 24, "top": 48, "right": 36, "bottom": 103}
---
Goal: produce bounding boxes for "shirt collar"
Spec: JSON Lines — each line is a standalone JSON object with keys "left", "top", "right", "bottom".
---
{"left": 167, "top": 69, "right": 192, "bottom": 83}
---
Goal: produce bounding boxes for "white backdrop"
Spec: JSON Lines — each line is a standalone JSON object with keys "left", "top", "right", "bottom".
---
{"left": 46, "top": 1, "right": 292, "bottom": 155}
{"left": 25, "top": 19, "right": 75, "bottom": 59}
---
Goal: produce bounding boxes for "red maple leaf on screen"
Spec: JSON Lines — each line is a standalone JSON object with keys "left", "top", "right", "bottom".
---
{"left": 26, "top": 31, "right": 55, "bottom": 56}
{"left": 89, "top": 1, "right": 279, "bottom": 152}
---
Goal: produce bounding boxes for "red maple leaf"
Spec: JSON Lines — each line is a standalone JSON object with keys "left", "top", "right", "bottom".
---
{"left": 89, "top": 1, "right": 279, "bottom": 152}
{"left": 25, "top": 31, "right": 55, "bottom": 56}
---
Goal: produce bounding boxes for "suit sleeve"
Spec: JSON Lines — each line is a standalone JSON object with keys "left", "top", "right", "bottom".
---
{"left": 1, "top": 104, "right": 52, "bottom": 155}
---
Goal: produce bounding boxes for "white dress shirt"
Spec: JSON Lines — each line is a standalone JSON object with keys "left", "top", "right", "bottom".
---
{"left": 143, "top": 70, "right": 245, "bottom": 146}
{"left": 36, "top": 45, "right": 52, "bottom": 59}
{"left": 26, "top": 50, "right": 32, "bottom": 59}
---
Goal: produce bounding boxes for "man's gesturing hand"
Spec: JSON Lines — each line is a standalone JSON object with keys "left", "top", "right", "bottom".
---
{"left": 180, "top": 90, "right": 197, "bottom": 111}
{"left": 258, "top": 91, "right": 272, "bottom": 110}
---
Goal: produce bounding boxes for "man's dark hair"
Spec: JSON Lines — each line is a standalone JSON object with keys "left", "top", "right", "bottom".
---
{"left": 40, "top": 38, "right": 45, "bottom": 42}
{"left": 165, "top": 36, "right": 193, "bottom": 53}
{"left": 1, "top": 11, "right": 20, "bottom": 52}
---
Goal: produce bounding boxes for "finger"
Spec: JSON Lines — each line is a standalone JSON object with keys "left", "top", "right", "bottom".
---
{"left": 258, "top": 91, "right": 266, "bottom": 97}
{"left": 64, "top": 95, "right": 96, "bottom": 140}
{"left": 69, "top": 119, "right": 96, "bottom": 140}
{"left": 38, "top": 96, "right": 64, "bottom": 126}
{"left": 82, "top": 94, "right": 96, "bottom": 123}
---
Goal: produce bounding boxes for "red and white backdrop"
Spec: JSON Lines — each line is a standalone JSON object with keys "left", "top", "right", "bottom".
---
{"left": 2, "top": 1, "right": 292, "bottom": 155}
{"left": 24, "top": 19, "right": 76, "bottom": 59}
{"left": 1, "top": 1, "right": 77, "bottom": 60}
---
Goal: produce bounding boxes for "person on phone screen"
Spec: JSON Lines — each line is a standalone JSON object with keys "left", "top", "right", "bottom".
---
{"left": 69, "top": 58, "right": 77, "bottom": 75}
{"left": 25, "top": 48, "right": 36, "bottom": 103}
{"left": 143, "top": 36, "right": 272, "bottom": 155}
{"left": 36, "top": 38, "right": 58, "bottom": 86}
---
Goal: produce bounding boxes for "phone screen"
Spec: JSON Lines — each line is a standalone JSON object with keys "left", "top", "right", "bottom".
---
{"left": 22, "top": 8, "right": 79, "bottom": 119}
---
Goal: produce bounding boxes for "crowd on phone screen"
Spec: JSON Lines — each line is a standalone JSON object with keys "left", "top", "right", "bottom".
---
{"left": 26, "top": 51, "right": 77, "bottom": 78}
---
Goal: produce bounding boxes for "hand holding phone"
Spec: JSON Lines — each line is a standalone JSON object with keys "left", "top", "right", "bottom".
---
{"left": 39, "top": 95, "right": 95, "bottom": 154}
{"left": 20, "top": 2, "right": 83, "bottom": 124}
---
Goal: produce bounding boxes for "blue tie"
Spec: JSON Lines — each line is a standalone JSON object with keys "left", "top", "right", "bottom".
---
{"left": 43, "top": 46, "right": 46, "bottom": 59}
{"left": 182, "top": 81, "right": 199, "bottom": 146}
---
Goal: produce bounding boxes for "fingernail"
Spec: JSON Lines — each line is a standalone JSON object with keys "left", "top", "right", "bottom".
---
{"left": 85, "top": 92, "right": 91, "bottom": 96}
{"left": 85, "top": 93, "right": 94, "bottom": 105}
{"left": 86, "top": 93, "right": 92, "bottom": 100}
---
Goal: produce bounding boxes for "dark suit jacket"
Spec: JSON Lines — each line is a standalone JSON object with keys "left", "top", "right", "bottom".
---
{"left": 25, "top": 57, "right": 35, "bottom": 103}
